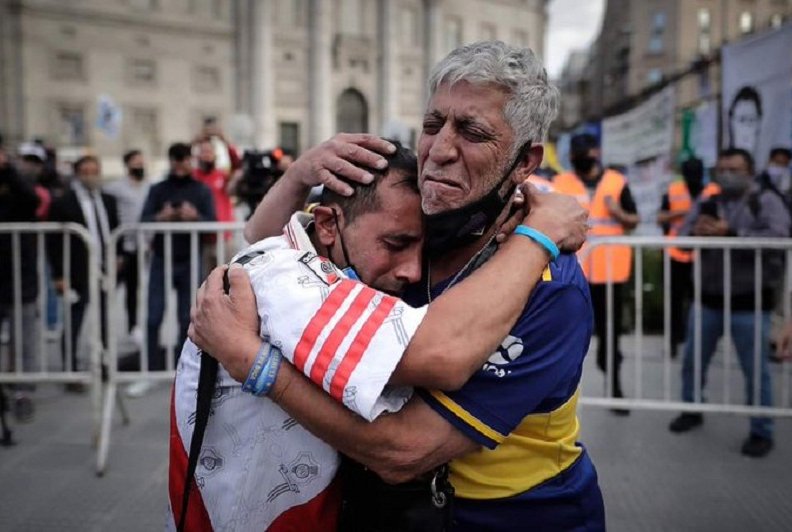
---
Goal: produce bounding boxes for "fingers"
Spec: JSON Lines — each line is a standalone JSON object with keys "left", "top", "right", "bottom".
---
{"left": 204, "top": 265, "right": 228, "bottom": 294}
{"left": 338, "top": 133, "right": 397, "bottom": 156}
{"left": 316, "top": 169, "right": 353, "bottom": 197}
{"left": 323, "top": 157, "right": 375, "bottom": 185}
{"left": 227, "top": 264, "right": 256, "bottom": 304}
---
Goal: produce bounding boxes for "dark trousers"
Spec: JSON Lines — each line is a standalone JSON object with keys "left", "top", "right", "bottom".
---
{"left": 61, "top": 291, "right": 107, "bottom": 372}
{"left": 147, "top": 255, "right": 197, "bottom": 371}
{"left": 669, "top": 259, "right": 693, "bottom": 351}
{"left": 589, "top": 282, "right": 624, "bottom": 397}
{"left": 120, "top": 250, "right": 140, "bottom": 331}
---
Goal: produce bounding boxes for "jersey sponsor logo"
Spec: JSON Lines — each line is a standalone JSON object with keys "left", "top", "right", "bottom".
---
{"left": 298, "top": 252, "right": 341, "bottom": 285}
{"left": 482, "top": 335, "right": 524, "bottom": 377}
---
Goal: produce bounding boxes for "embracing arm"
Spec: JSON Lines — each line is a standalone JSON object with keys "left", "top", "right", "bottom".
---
{"left": 271, "top": 359, "right": 477, "bottom": 484}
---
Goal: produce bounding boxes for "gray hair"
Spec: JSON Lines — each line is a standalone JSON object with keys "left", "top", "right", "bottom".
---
{"left": 427, "top": 41, "right": 559, "bottom": 151}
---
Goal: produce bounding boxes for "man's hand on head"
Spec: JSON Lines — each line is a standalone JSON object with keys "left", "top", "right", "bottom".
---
{"left": 497, "top": 183, "right": 588, "bottom": 252}
{"left": 188, "top": 264, "right": 261, "bottom": 382}
{"left": 284, "top": 133, "right": 396, "bottom": 196}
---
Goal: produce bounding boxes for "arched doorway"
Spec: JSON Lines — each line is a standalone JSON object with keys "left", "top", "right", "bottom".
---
{"left": 336, "top": 88, "right": 368, "bottom": 133}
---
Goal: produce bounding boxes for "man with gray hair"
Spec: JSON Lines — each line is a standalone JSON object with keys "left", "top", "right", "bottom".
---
{"left": 193, "top": 41, "right": 604, "bottom": 531}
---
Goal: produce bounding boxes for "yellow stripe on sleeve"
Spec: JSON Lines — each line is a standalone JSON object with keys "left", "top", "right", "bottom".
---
{"left": 542, "top": 266, "right": 552, "bottom": 282}
{"left": 429, "top": 390, "right": 506, "bottom": 444}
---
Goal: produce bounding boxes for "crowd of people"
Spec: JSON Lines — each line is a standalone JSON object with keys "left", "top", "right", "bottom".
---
{"left": 0, "top": 121, "right": 294, "bottom": 417}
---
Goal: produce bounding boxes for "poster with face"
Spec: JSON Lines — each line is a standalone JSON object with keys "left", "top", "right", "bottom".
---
{"left": 721, "top": 24, "right": 792, "bottom": 166}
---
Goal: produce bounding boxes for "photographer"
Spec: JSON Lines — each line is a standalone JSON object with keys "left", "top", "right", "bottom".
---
{"left": 127, "top": 143, "right": 215, "bottom": 397}
{"left": 668, "top": 148, "right": 791, "bottom": 458}
{"left": 235, "top": 148, "right": 292, "bottom": 217}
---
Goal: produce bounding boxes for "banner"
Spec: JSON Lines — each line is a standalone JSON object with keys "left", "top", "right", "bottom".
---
{"left": 601, "top": 86, "right": 675, "bottom": 167}
{"left": 721, "top": 23, "right": 792, "bottom": 164}
{"left": 681, "top": 101, "right": 718, "bottom": 169}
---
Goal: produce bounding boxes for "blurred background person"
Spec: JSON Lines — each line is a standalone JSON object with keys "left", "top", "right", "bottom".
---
{"left": 104, "top": 149, "right": 150, "bottom": 349}
{"left": 0, "top": 135, "right": 41, "bottom": 421}
{"left": 192, "top": 138, "right": 235, "bottom": 266}
{"left": 669, "top": 148, "right": 790, "bottom": 458}
{"left": 47, "top": 156, "right": 119, "bottom": 392}
{"left": 127, "top": 143, "right": 215, "bottom": 397}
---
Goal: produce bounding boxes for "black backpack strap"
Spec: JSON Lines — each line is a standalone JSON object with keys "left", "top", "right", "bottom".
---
{"left": 177, "top": 252, "right": 265, "bottom": 531}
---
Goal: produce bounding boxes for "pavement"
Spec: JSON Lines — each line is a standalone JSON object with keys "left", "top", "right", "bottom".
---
{"left": 1, "top": 336, "right": 791, "bottom": 531}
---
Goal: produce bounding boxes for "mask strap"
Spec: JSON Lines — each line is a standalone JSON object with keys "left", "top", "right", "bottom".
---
{"left": 332, "top": 209, "right": 355, "bottom": 270}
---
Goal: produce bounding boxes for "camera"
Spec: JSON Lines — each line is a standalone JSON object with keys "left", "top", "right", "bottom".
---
{"left": 237, "top": 148, "right": 285, "bottom": 214}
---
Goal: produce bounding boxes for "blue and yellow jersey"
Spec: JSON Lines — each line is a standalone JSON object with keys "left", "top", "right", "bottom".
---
{"left": 407, "top": 253, "right": 605, "bottom": 531}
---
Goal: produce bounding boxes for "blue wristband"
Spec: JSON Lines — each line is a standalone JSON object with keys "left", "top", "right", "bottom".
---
{"left": 514, "top": 225, "right": 560, "bottom": 261}
{"left": 242, "top": 342, "right": 272, "bottom": 395}
{"left": 251, "top": 346, "right": 282, "bottom": 397}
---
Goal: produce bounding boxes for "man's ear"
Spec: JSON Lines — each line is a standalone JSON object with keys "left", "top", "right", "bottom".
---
{"left": 512, "top": 144, "right": 544, "bottom": 185}
{"left": 312, "top": 205, "right": 339, "bottom": 248}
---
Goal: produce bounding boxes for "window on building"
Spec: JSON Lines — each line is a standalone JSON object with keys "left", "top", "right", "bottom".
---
{"left": 54, "top": 103, "right": 87, "bottom": 146}
{"left": 279, "top": 122, "right": 301, "bottom": 155}
{"left": 648, "top": 11, "right": 666, "bottom": 54}
{"left": 339, "top": 0, "right": 363, "bottom": 36}
{"left": 770, "top": 13, "right": 784, "bottom": 28}
{"left": 128, "top": 58, "right": 157, "bottom": 85}
{"left": 401, "top": 6, "right": 420, "bottom": 45}
{"left": 512, "top": 29, "right": 528, "bottom": 48}
{"left": 445, "top": 16, "right": 463, "bottom": 52}
{"left": 193, "top": 66, "right": 221, "bottom": 93}
{"left": 697, "top": 8, "right": 711, "bottom": 55}
{"left": 647, "top": 68, "right": 663, "bottom": 86}
{"left": 52, "top": 51, "right": 85, "bottom": 81}
{"left": 739, "top": 11, "right": 754, "bottom": 34}
{"left": 480, "top": 23, "right": 496, "bottom": 41}
{"left": 127, "top": 107, "right": 160, "bottom": 156}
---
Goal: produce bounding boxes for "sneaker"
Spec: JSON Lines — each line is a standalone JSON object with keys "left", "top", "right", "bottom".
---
{"left": 741, "top": 434, "right": 773, "bottom": 458}
{"left": 13, "top": 395, "right": 34, "bottom": 423}
{"left": 129, "top": 326, "right": 144, "bottom": 350}
{"left": 125, "top": 380, "right": 156, "bottom": 398}
{"left": 669, "top": 413, "right": 704, "bottom": 433}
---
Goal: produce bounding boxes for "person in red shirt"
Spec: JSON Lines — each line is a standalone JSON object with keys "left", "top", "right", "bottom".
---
{"left": 193, "top": 139, "right": 234, "bottom": 226}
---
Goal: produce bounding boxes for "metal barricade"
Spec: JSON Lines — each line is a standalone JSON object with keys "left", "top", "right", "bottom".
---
{"left": 0, "top": 222, "right": 103, "bottom": 440}
{"left": 578, "top": 235, "right": 792, "bottom": 418}
{"left": 97, "top": 221, "right": 245, "bottom": 475}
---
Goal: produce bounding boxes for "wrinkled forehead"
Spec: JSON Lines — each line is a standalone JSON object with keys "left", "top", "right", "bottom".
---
{"left": 353, "top": 182, "right": 423, "bottom": 237}
{"left": 426, "top": 80, "right": 510, "bottom": 119}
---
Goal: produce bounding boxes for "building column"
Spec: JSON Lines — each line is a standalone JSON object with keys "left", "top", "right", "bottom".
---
{"left": 377, "top": 0, "right": 397, "bottom": 134}
{"left": 0, "top": 0, "right": 25, "bottom": 145}
{"left": 251, "top": 0, "right": 277, "bottom": 148}
{"left": 308, "top": 0, "right": 333, "bottom": 146}
{"left": 423, "top": 0, "right": 443, "bottom": 102}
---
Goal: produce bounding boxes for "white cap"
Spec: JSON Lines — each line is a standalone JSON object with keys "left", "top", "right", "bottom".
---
{"left": 18, "top": 142, "right": 47, "bottom": 161}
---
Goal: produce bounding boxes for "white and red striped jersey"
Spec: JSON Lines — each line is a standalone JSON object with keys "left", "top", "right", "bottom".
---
{"left": 169, "top": 212, "right": 426, "bottom": 531}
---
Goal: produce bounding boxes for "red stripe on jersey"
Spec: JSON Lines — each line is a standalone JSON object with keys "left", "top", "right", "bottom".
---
{"left": 267, "top": 477, "right": 342, "bottom": 532}
{"left": 168, "top": 386, "right": 213, "bottom": 532}
{"left": 293, "top": 280, "right": 356, "bottom": 372}
{"left": 329, "top": 295, "right": 397, "bottom": 401}
{"left": 309, "top": 286, "right": 376, "bottom": 386}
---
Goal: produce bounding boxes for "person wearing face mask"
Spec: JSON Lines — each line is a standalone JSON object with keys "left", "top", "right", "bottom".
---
{"left": 48, "top": 156, "right": 119, "bottom": 389}
{"left": 126, "top": 143, "right": 216, "bottom": 398}
{"left": 668, "top": 148, "right": 791, "bottom": 458}
{"left": 554, "top": 133, "right": 640, "bottom": 415}
{"left": 104, "top": 150, "right": 150, "bottom": 348}
{"left": 656, "top": 158, "right": 721, "bottom": 359}
{"left": 758, "top": 147, "right": 792, "bottom": 214}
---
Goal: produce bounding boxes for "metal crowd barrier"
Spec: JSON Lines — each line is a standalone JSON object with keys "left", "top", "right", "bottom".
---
{"left": 0, "top": 223, "right": 103, "bottom": 440}
{"left": 578, "top": 236, "right": 792, "bottom": 418}
{"left": 97, "top": 222, "right": 246, "bottom": 475}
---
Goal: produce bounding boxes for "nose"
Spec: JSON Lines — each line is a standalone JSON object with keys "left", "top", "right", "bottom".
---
{"left": 394, "top": 249, "right": 422, "bottom": 285}
{"left": 427, "top": 124, "right": 459, "bottom": 166}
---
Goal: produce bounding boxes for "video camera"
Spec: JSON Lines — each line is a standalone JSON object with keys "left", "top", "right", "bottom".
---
{"left": 237, "top": 147, "right": 284, "bottom": 214}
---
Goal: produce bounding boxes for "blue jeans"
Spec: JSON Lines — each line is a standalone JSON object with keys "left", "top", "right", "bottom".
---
{"left": 146, "top": 255, "right": 198, "bottom": 371}
{"left": 681, "top": 305, "right": 774, "bottom": 439}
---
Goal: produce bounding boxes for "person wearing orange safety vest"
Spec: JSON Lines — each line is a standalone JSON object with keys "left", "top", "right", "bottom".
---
{"left": 656, "top": 158, "right": 710, "bottom": 359}
{"left": 554, "top": 133, "right": 639, "bottom": 413}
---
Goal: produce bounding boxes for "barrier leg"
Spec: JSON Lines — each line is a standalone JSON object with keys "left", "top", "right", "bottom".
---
{"left": 116, "top": 387, "right": 130, "bottom": 426}
{"left": 96, "top": 379, "right": 116, "bottom": 477}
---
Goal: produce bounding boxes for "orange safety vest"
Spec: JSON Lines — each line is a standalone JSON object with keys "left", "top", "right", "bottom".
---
{"left": 665, "top": 181, "right": 721, "bottom": 263}
{"left": 554, "top": 170, "right": 633, "bottom": 284}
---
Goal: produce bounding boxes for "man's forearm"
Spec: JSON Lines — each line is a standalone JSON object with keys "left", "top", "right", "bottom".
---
{"left": 391, "top": 235, "right": 550, "bottom": 390}
{"left": 244, "top": 176, "right": 309, "bottom": 243}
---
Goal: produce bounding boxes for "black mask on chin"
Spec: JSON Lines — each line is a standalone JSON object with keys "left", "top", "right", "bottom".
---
{"left": 424, "top": 141, "right": 532, "bottom": 256}
{"left": 129, "top": 167, "right": 145, "bottom": 180}
{"left": 571, "top": 155, "right": 598, "bottom": 176}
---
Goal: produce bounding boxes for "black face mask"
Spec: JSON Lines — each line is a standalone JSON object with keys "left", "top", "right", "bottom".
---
{"left": 331, "top": 209, "right": 361, "bottom": 281}
{"left": 571, "top": 155, "right": 598, "bottom": 176}
{"left": 200, "top": 161, "right": 215, "bottom": 172}
{"left": 424, "top": 141, "right": 531, "bottom": 256}
{"left": 129, "top": 167, "right": 145, "bottom": 180}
